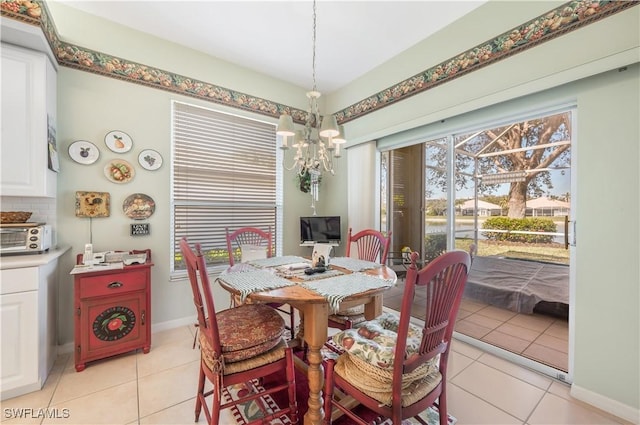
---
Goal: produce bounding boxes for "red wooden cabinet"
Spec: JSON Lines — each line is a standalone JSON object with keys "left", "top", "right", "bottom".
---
{"left": 73, "top": 250, "right": 153, "bottom": 372}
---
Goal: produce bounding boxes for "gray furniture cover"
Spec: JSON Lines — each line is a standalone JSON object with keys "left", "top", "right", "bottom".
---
{"left": 464, "top": 256, "right": 569, "bottom": 314}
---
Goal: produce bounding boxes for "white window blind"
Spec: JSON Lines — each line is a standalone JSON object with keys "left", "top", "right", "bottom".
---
{"left": 172, "top": 101, "right": 278, "bottom": 271}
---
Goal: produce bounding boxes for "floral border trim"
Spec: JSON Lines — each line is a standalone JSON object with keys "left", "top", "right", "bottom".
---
{"left": 1, "top": 0, "right": 637, "bottom": 125}
{"left": 336, "top": 0, "right": 637, "bottom": 123}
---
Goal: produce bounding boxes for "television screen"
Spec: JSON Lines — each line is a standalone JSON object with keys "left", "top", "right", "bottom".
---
{"left": 300, "top": 216, "right": 341, "bottom": 243}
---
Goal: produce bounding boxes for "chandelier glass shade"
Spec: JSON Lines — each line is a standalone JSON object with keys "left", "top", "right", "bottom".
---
{"left": 276, "top": 0, "right": 345, "bottom": 213}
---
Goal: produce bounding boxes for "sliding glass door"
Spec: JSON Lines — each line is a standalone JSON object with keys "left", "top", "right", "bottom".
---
{"left": 382, "top": 108, "right": 574, "bottom": 380}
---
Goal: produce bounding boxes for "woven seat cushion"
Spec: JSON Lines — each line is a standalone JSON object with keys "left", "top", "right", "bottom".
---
{"left": 334, "top": 352, "right": 442, "bottom": 407}
{"left": 331, "top": 312, "right": 424, "bottom": 368}
{"left": 200, "top": 336, "right": 287, "bottom": 375}
{"left": 216, "top": 304, "right": 285, "bottom": 363}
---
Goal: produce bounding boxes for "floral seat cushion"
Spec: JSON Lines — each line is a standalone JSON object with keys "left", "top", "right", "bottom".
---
{"left": 331, "top": 311, "right": 424, "bottom": 369}
{"left": 215, "top": 303, "right": 285, "bottom": 363}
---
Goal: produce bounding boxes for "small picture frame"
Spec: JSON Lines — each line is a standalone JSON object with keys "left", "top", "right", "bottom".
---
{"left": 130, "top": 223, "right": 150, "bottom": 236}
{"left": 75, "top": 191, "right": 110, "bottom": 217}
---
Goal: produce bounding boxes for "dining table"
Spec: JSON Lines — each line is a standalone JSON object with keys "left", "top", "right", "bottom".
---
{"left": 216, "top": 255, "right": 397, "bottom": 425}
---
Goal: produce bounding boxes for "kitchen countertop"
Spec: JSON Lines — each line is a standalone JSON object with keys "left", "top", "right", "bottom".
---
{"left": 0, "top": 245, "right": 71, "bottom": 270}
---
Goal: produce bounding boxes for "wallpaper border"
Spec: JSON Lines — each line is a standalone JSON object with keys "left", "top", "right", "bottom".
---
{"left": 1, "top": 0, "right": 637, "bottom": 125}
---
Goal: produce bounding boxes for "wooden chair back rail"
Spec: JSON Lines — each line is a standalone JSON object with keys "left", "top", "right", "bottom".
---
{"left": 345, "top": 227, "right": 392, "bottom": 264}
{"left": 225, "top": 226, "right": 272, "bottom": 266}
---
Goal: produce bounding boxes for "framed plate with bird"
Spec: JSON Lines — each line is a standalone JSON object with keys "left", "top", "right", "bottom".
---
{"left": 75, "top": 191, "right": 110, "bottom": 217}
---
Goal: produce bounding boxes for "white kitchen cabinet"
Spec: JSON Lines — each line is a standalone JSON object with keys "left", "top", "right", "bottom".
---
{"left": 1, "top": 42, "right": 57, "bottom": 197}
{"left": 1, "top": 259, "right": 58, "bottom": 400}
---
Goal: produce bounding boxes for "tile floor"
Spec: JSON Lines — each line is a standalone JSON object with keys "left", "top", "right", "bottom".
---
{"left": 1, "top": 324, "right": 630, "bottom": 425}
{"left": 383, "top": 280, "right": 569, "bottom": 372}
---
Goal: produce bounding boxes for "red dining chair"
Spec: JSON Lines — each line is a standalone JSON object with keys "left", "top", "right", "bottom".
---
{"left": 225, "top": 226, "right": 297, "bottom": 335}
{"left": 328, "top": 228, "right": 392, "bottom": 330}
{"left": 180, "top": 237, "right": 298, "bottom": 425}
{"left": 323, "top": 250, "right": 471, "bottom": 425}
{"left": 345, "top": 227, "right": 392, "bottom": 264}
{"left": 225, "top": 226, "right": 272, "bottom": 266}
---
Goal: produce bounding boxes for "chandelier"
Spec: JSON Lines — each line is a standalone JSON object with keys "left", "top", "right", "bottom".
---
{"left": 276, "top": 0, "right": 346, "bottom": 213}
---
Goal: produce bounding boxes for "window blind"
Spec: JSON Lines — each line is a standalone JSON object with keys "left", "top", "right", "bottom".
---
{"left": 172, "top": 101, "right": 278, "bottom": 271}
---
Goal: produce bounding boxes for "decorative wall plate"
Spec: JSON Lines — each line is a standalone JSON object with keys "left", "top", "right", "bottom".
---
{"left": 122, "top": 193, "right": 155, "bottom": 220}
{"left": 69, "top": 140, "right": 100, "bottom": 165}
{"left": 104, "top": 159, "right": 135, "bottom": 184}
{"left": 104, "top": 130, "right": 133, "bottom": 153}
{"left": 75, "top": 191, "right": 110, "bottom": 217}
{"left": 138, "top": 149, "right": 163, "bottom": 171}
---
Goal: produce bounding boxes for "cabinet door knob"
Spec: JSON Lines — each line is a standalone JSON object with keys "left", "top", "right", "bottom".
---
{"left": 107, "top": 281, "right": 123, "bottom": 288}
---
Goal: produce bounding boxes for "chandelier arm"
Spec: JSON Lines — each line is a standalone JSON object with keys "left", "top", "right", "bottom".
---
{"left": 277, "top": 0, "right": 343, "bottom": 210}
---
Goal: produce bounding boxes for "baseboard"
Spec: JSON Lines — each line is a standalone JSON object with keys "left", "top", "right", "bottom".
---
{"left": 150, "top": 315, "right": 196, "bottom": 333}
{"left": 57, "top": 315, "right": 197, "bottom": 355}
{"left": 571, "top": 384, "right": 639, "bottom": 424}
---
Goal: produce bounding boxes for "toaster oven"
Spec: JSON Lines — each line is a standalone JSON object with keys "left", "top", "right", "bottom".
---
{"left": 0, "top": 223, "right": 52, "bottom": 255}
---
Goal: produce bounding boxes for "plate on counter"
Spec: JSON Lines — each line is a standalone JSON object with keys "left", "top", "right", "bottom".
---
{"left": 104, "top": 130, "right": 133, "bottom": 153}
{"left": 138, "top": 149, "right": 163, "bottom": 171}
{"left": 69, "top": 140, "right": 100, "bottom": 165}
{"left": 104, "top": 159, "right": 135, "bottom": 184}
{"left": 122, "top": 193, "right": 155, "bottom": 220}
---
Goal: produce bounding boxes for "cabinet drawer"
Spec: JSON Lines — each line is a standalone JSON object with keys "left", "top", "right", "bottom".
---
{"left": 77, "top": 270, "right": 147, "bottom": 298}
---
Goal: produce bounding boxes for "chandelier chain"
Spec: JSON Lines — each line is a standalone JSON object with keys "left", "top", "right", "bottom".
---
{"left": 312, "top": 0, "right": 317, "bottom": 92}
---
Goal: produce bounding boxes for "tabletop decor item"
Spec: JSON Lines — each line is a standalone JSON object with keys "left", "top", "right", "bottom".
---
{"left": 137, "top": 149, "right": 162, "bottom": 170}
{"left": 104, "top": 130, "right": 133, "bottom": 153}
{"left": 122, "top": 193, "right": 155, "bottom": 220}
{"left": 69, "top": 140, "right": 100, "bottom": 165}
{"left": 75, "top": 191, "right": 110, "bottom": 217}
{"left": 104, "top": 159, "right": 135, "bottom": 184}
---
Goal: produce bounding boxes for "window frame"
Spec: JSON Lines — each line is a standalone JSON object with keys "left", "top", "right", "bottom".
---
{"left": 170, "top": 100, "right": 283, "bottom": 278}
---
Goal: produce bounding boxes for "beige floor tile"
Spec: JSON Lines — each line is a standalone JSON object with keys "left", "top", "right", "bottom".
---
{"left": 46, "top": 381, "right": 138, "bottom": 424}
{"left": 522, "top": 343, "right": 568, "bottom": 371}
{"left": 454, "top": 319, "right": 493, "bottom": 339}
{"left": 447, "top": 351, "right": 475, "bottom": 379}
{"left": 477, "top": 353, "right": 552, "bottom": 390}
{"left": 50, "top": 352, "right": 138, "bottom": 405}
{"left": 138, "top": 397, "right": 202, "bottom": 424}
{"left": 547, "top": 380, "right": 572, "bottom": 400}
{"left": 450, "top": 339, "right": 485, "bottom": 360}
{"left": 151, "top": 326, "right": 194, "bottom": 347}
{"left": 533, "top": 333, "right": 568, "bottom": 354}
{"left": 495, "top": 323, "right": 541, "bottom": 342}
{"left": 451, "top": 362, "right": 545, "bottom": 421}
{"left": 446, "top": 383, "right": 523, "bottom": 425}
{"left": 482, "top": 330, "right": 531, "bottom": 353}
{"left": 137, "top": 360, "right": 201, "bottom": 418}
{"left": 136, "top": 338, "right": 200, "bottom": 378}
{"left": 528, "top": 393, "right": 625, "bottom": 424}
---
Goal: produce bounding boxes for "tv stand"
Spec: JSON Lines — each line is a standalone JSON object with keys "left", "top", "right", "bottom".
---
{"left": 299, "top": 241, "right": 340, "bottom": 247}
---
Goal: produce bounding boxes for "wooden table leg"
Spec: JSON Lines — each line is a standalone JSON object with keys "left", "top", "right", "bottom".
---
{"left": 302, "top": 303, "right": 328, "bottom": 425}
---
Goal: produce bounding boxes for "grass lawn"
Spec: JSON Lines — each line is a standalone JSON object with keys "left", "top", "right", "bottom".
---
{"left": 455, "top": 238, "right": 569, "bottom": 265}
